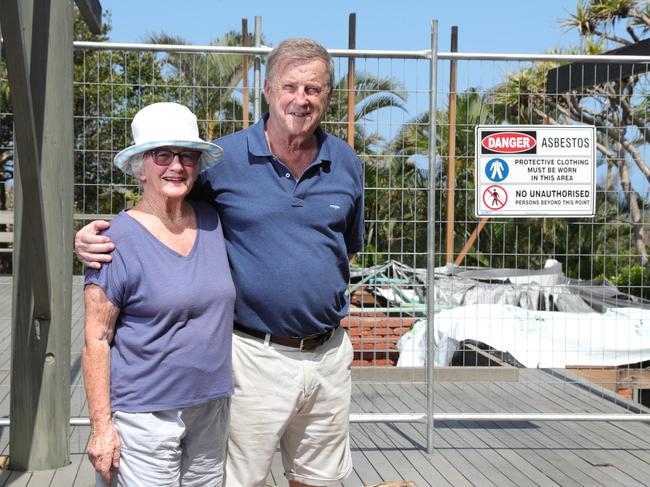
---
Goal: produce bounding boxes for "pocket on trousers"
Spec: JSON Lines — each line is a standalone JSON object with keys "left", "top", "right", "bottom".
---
{"left": 112, "top": 409, "right": 183, "bottom": 457}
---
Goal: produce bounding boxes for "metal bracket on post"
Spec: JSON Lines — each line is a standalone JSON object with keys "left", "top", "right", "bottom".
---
{"left": 426, "top": 18, "right": 439, "bottom": 456}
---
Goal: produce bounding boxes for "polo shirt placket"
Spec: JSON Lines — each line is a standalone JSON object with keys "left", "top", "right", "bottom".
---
{"left": 268, "top": 155, "right": 330, "bottom": 208}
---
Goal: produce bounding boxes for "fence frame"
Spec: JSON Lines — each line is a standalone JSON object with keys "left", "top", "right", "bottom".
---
{"left": 70, "top": 28, "right": 650, "bottom": 450}
{"left": 4, "top": 21, "right": 650, "bottom": 460}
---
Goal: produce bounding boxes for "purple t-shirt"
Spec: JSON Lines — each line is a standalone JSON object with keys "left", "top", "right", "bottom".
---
{"left": 85, "top": 200, "right": 235, "bottom": 413}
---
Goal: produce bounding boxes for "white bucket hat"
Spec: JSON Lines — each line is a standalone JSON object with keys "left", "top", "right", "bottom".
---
{"left": 114, "top": 102, "right": 223, "bottom": 176}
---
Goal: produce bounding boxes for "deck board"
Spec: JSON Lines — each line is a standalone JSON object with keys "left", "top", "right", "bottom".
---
{"left": 572, "top": 449, "right": 645, "bottom": 486}
{"left": 513, "top": 448, "right": 588, "bottom": 486}
{"left": 494, "top": 448, "right": 560, "bottom": 487}
{"left": 0, "top": 470, "right": 33, "bottom": 487}
{"left": 28, "top": 469, "right": 58, "bottom": 486}
{"left": 1, "top": 277, "right": 650, "bottom": 485}
{"left": 71, "top": 457, "right": 96, "bottom": 487}
{"left": 436, "top": 448, "right": 497, "bottom": 486}
{"left": 49, "top": 452, "right": 85, "bottom": 487}
{"left": 471, "top": 448, "right": 527, "bottom": 487}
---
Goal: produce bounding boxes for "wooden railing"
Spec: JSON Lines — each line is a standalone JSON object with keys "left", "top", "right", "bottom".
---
{"left": 0, "top": 210, "right": 13, "bottom": 253}
{"left": 0, "top": 211, "right": 117, "bottom": 253}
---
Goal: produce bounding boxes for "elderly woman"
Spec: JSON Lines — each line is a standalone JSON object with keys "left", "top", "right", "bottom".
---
{"left": 82, "top": 102, "right": 234, "bottom": 487}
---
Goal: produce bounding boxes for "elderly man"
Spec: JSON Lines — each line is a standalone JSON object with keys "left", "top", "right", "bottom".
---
{"left": 77, "top": 38, "right": 364, "bottom": 487}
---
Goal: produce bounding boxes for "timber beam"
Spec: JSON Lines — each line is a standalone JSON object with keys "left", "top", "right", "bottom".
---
{"left": 0, "top": 0, "right": 51, "bottom": 319}
{"left": 74, "top": 0, "right": 102, "bottom": 34}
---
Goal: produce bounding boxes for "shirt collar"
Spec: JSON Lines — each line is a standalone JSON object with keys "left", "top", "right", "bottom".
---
{"left": 247, "top": 113, "right": 272, "bottom": 157}
{"left": 247, "top": 113, "right": 332, "bottom": 165}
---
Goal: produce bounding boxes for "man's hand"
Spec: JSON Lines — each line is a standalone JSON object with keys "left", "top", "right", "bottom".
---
{"left": 75, "top": 220, "right": 115, "bottom": 269}
{"left": 87, "top": 422, "right": 121, "bottom": 483}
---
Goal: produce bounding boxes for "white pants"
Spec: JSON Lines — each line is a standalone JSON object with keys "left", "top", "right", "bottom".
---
{"left": 225, "top": 326, "right": 353, "bottom": 487}
{"left": 98, "top": 398, "right": 230, "bottom": 487}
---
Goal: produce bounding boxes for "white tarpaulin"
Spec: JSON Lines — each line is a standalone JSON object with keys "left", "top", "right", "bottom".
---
{"left": 397, "top": 304, "right": 650, "bottom": 368}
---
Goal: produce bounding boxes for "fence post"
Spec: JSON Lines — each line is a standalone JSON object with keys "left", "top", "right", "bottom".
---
{"left": 426, "top": 19, "right": 439, "bottom": 456}
{"left": 241, "top": 18, "right": 249, "bottom": 129}
{"left": 347, "top": 13, "right": 356, "bottom": 148}
{"left": 445, "top": 26, "right": 458, "bottom": 264}
{"left": 253, "top": 16, "right": 262, "bottom": 122}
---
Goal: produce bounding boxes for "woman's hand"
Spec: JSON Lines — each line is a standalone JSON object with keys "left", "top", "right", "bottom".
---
{"left": 87, "top": 421, "right": 121, "bottom": 483}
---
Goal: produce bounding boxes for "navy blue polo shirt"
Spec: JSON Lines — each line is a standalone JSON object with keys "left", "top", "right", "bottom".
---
{"left": 193, "top": 114, "right": 364, "bottom": 337}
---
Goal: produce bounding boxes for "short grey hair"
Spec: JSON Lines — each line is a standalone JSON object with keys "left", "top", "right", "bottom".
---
{"left": 127, "top": 152, "right": 146, "bottom": 177}
{"left": 265, "top": 38, "right": 334, "bottom": 91}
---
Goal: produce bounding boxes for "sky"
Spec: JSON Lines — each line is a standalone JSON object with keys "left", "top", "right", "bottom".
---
{"left": 95, "top": 0, "right": 605, "bottom": 176}
{"left": 90, "top": 1, "right": 649, "bottom": 198}
{"left": 99, "top": 0, "right": 582, "bottom": 53}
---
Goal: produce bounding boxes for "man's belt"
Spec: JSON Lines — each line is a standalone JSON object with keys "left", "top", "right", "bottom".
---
{"left": 234, "top": 323, "right": 336, "bottom": 351}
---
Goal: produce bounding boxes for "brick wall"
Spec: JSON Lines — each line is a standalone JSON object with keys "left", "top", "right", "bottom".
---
{"left": 343, "top": 287, "right": 418, "bottom": 366}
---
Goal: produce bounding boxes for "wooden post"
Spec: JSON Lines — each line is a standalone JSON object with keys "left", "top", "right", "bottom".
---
{"left": 253, "top": 16, "right": 262, "bottom": 122}
{"left": 73, "top": 0, "right": 101, "bottom": 34}
{"left": 1, "top": 0, "right": 75, "bottom": 470}
{"left": 0, "top": 0, "right": 51, "bottom": 318}
{"left": 445, "top": 26, "right": 458, "bottom": 264}
{"left": 454, "top": 217, "right": 488, "bottom": 266}
{"left": 346, "top": 13, "right": 356, "bottom": 148}
{"left": 241, "top": 18, "right": 249, "bottom": 129}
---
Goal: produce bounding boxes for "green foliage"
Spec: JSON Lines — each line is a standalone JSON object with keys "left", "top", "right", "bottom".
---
{"left": 595, "top": 258, "right": 650, "bottom": 299}
{"left": 362, "top": 154, "right": 428, "bottom": 268}
{"left": 73, "top": 16, "right": 255, "bottom": 216}
{"left": 0, "top": 39, "right": 15, "bottom": 206}
{"left": 8, "top": 2, "right": 649, "bottom": 280}
{"left": 601, "top": 263, "right": 649, "bottom": 299}
{"left": 73, "top": 12, "right": 412, "bottom": 274}
{"left": 146, "top": 30, "right": 257, "bottom": 140}
{"left": 74, "top": 11, "right": 167, "bottom": 216}
{"left": 324, "top": 73, "right": 407, "bottom": 153}
{"left": 453, "top": 0, "right": 650, "bottom": 274}
{"left": 0, "top": 57, "right": 11, "bottom": 272}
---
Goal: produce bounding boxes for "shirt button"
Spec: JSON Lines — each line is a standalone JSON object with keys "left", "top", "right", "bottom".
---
{"left": 285, "top": 173, "right": 291, "bottom": 178}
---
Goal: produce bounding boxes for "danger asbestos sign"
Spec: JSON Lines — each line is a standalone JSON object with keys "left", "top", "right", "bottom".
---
{"left": 475, "top": 125, "right": 596, "bottom": 217}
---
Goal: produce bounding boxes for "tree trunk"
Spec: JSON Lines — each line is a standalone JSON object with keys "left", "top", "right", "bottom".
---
{"left": 619, "top": 158, "right": 648, "bottom": 265}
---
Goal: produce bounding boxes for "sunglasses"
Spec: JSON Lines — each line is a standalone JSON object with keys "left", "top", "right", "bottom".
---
{"left": 147, "top": 148, "right": 202, "bottom": 166}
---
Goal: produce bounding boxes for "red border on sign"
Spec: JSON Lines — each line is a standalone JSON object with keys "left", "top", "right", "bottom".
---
{"left": 482, "top": 185, "right": 508, "bottom": 210}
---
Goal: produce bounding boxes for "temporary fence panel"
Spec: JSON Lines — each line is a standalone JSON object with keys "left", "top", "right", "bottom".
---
{"left": 71, "top": 41, "right": 434, "bottom": 387}
{"left": 70, "top": 40, "right": 650, "bottom": 427}
{"left": 2, "top": 25, "right": 650, "bottom": 461}
{"left": 64, "top": 40, "right": 442, "bottom": 453}
{"left": 430, "top": 49, "right": 650, "bottom": 428}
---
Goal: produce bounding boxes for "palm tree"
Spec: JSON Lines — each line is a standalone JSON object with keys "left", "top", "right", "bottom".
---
{"left": 73, "top": 10, "right": 169, "bottom": 216}
{"left": 323, "top": 73, "right": 407, "bottom": 154}
{"left": 146, "top": 30, "right": 257, "bottom": 140}
{"left": 372, "top": 88, "right": 506, "bottom": 268}
{"left": 532, "top": 1, "right": 649, "bottom": 265}
{"left": 445, "top": 1, "right": 650, "bottom": 272}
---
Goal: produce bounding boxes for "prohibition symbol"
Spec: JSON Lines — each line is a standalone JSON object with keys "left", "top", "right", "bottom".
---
{"left": 482, "top": 185, "right": 508, "bottom": 210}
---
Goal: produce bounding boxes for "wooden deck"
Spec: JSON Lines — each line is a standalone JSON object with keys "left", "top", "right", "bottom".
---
{"left": 1, "top": 276, "right": 650, "bottom": 486}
